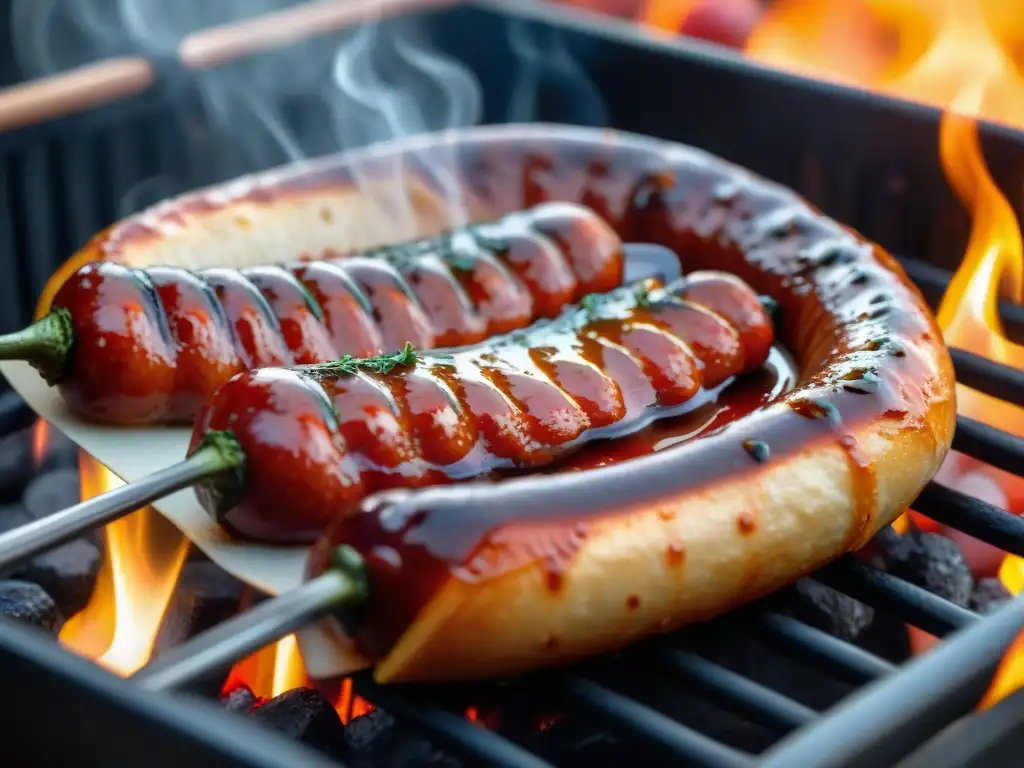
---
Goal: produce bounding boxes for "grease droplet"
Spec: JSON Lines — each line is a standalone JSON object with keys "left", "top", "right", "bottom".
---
{"left": 742, "top": 439, "right": 770, "bottom": 463}
{"left": 626, "top": 595, "right": 641, "bottom": 611}
{"left": 737, "top": 512, "right": 757, "bottom": 535}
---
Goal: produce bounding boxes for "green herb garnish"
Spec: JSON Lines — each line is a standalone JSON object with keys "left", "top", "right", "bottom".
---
{"left": 580, "top": 293, "right": 601, "bottom": 314}
{"left": 634, "top": 282, "right": 652, "bottom": 308}
{"left": 320, "top": 342, "right": 420, "bottom": 375}
{"left": 448, "top": 253, "right": 477, "bottom": 273}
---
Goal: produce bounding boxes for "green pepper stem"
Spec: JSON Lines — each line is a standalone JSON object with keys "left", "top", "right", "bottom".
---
{"left": 0, "top": 308, "right": 74, "bottom": 385}
{"left": 132, "top": 547, "right": 368, "bottom": 691}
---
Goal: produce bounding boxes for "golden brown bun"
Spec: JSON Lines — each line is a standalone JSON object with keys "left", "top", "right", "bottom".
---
{"left": 46, "top": 124, "right": 954, "bottom": 683}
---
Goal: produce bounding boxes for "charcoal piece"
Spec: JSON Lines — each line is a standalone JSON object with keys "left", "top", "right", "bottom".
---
{"left": 0, "top": 579, "right": 63, "bottom": 633}
{"left": 9, "top": 538, "right": 101, "bottom": 618}
{"left": 222, "top": 686, "right": 259, "bottom": 714}
{"left": 250, "top": 688, "right": 347, "bottom": 757}
{"left": 345, "top": 709, "right": 464, "bottom": 768}
{"left": 0, "top": 503, "right": 30, "bottom": 534}
{"left": 776, "top": 579, "right": 874, "bottom": 641}
{"left": 971, "top": 578, "right": 1013, "bottom": 615}
{"left": 23, "top": 468, "right": 81, "bottom": 520}
{"left": 0, "top": 429, "right": 33, "bottom": 502}
{"left": 157, "top": 561, "right": 244, "bottom": 648}
{"left": 875, "top": 529, "right": 973, "bottom": 607}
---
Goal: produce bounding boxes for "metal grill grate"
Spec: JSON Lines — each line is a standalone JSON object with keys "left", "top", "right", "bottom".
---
{"left": 0, "top": 2, "right": 1020, "bottom": 767}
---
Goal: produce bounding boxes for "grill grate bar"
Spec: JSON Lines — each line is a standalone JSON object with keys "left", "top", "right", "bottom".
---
{"left": 664, "top": 649, "right": 818, "bottom": 732}
{"left": 815, "top": 558, "right": 978, "bottom": 637}
{"left": 912, "top": 481, "right": 1024, "bottom": 556}
{"left": 750, "top": 613, "right": 895, "bottom": 684}
{"left": 949, "top": 347, "right": 1024, "bottom": 408}
{"left": 758, "top": 595, "right": 1024, "bottom": 768}
{"left": 355, "top": 676, "right": 556, "bottom": 768}
{"left": 567, "top": 678, "right": 756, "bottom": 768}
{"left": 952, "top": 416, "right": 1024, "bottom": 477}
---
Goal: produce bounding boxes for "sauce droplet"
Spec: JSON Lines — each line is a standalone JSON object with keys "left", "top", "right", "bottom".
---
{"left": 666, "top": 542, "right": 685, "bottom": 567}
{"left": 737, "top": 512, "right": 757, "bottom": 535}
{"left": 626, "top": 594, "right": 641, "bottom": 611}
{"left": 742, "top": 439, "right": 770, "bottom": 463}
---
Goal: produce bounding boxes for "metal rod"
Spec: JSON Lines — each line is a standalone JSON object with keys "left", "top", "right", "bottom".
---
{"left": 949, "top": 347, "right": 1024, "bottom": 408}
{"left": 0, "top": 0, "right": 455, "bottom": 131}
{"left": 952, "top": 416, "right": 1024, "bottom": 477}
{"left": 760, "top": 594, "right": 1024, "bottom": 768}
{"left": 913, "top": 481, "right": 1024, "bottom": 557}
{"left": 663, "top": 650, "right": 817, "bottom": 732}
{"left": 133, "top": 569, "right": 361, "bottom": 692}
{"left": 751, "top": 612, "right": 895, "bottom": 684}
{"left": 0, "top": 435, "right": 238, "bottom": 570}
{"left": 568, "top": 678, "right": 757, "bottom": 768}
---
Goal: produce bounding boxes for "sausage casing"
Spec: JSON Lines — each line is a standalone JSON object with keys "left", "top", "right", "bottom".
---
{"left": 50, "top": 202, "right": 622, "bottom": 424}
{"left": 190, "top": 271, "right": 773, "bottom": 543}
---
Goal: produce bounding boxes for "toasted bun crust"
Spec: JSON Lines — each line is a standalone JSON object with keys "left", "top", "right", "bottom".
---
{"left": 49, "top": 124, "right": 954, "bottom": 683}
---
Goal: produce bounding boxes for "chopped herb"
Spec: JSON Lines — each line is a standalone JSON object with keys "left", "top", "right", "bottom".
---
{"left": 448, "top": 253, "right": 477, "bottom": 273}
{"left": 580, "top": 293, "right": 601, "bottom": 314}
{"left": 634, "top": 283, "right": 652, "bottom": 308}
{"left": 320, "top": 342, "right": 420, "bottom": 375}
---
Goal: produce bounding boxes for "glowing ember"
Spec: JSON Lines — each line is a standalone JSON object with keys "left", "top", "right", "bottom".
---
{"left": 59, "top": 455, "right": 189, "bottom": 676}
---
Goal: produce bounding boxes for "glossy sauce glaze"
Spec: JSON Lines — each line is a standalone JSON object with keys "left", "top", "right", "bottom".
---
{"left": 296, "top": 126, "right": 950, "bottom": 661}
{"left": 192, "top": 270, "right": 773, "bottom": 543}
{"left": 50, "top": 202, "right": 622, "bottom": 424}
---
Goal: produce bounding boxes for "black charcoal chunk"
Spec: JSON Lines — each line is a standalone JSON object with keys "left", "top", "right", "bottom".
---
{"left": 0, "top": 579, "right": 63, "bottom": 633}
{"left": 0, "top": 503, "right": 30, "bottom": 534}
{"left": 250, "top": 688, "right": 347, "bottom": 757}
{"left": 23, "top": 468, "right": 81, "bottom": 520}
{"left": 0, "top": 429, "right": 33, "bottom": 502}
{"left": 222, "top": 686, "right": 259, "bottom": 714}
{"left": 971, "top": 578, "right": 1013, "bottom": 615}
{"left": 875, "top": 529, "right": 973, "bottom": 607}
{"left": 345, "top": 709, "right": 464, "bottom": 768}
{"left": 10, "top": 538, "right": 101, "bottom": 618}
{"left": 777, "top": 579, "right": 875, "bottom": 641}
{"left": 157, "top": 561, "right": 244, "bottom": 648}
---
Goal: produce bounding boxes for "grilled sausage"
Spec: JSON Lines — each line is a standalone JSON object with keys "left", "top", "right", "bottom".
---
{"left": 27, "top": 203, "right": 622, "bottom": 424}
{"left": 16, "top": 124, "right": 952, "bottom": 685}
{"left": 190, "top": 271, "right": 773, "bottom": 543}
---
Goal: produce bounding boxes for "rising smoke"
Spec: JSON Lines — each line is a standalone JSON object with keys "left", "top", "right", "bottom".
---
{"left": 9, "top": 0, "right": 605, "bottom": 231}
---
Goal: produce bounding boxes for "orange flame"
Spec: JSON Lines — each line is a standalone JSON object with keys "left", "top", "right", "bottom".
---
{"left": 742, "top": 0, "right": 1024, "bottom": 705}
{"left": 30, "top": 419, "right": 49, "bottom": 466}
{"left": 59, "top": 455, "right": 189, "bottom": 676}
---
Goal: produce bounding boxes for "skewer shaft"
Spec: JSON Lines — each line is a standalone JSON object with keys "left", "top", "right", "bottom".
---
{"left": 133, "top": 570, "right": 359, "bottom": 692}
{"left": 0, "top": 433, "right": 241, "bottom": 570}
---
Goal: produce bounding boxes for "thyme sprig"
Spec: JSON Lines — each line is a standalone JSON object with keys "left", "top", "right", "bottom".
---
{"left": 320, "top": 342, "right": 421, "bottom": 375}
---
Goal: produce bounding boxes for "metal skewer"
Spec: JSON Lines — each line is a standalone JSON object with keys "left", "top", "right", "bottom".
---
{"left": 133, "top": 546, "right": 368, "bottom": 692}
{"left": 0, "top": 431, "right": 243, "bottom": 570}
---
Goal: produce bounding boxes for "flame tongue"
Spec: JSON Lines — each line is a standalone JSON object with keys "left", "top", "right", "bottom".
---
{"left": 59, "top": 456, "right": 188, "bottom": 677}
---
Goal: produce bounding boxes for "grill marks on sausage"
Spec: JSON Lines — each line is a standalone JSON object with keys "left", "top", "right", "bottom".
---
{"left": 205, "top": 272, "right": 774, "bottom": 536}
{"left": 53, "top": 203, "right": 624, "bottom": 423}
